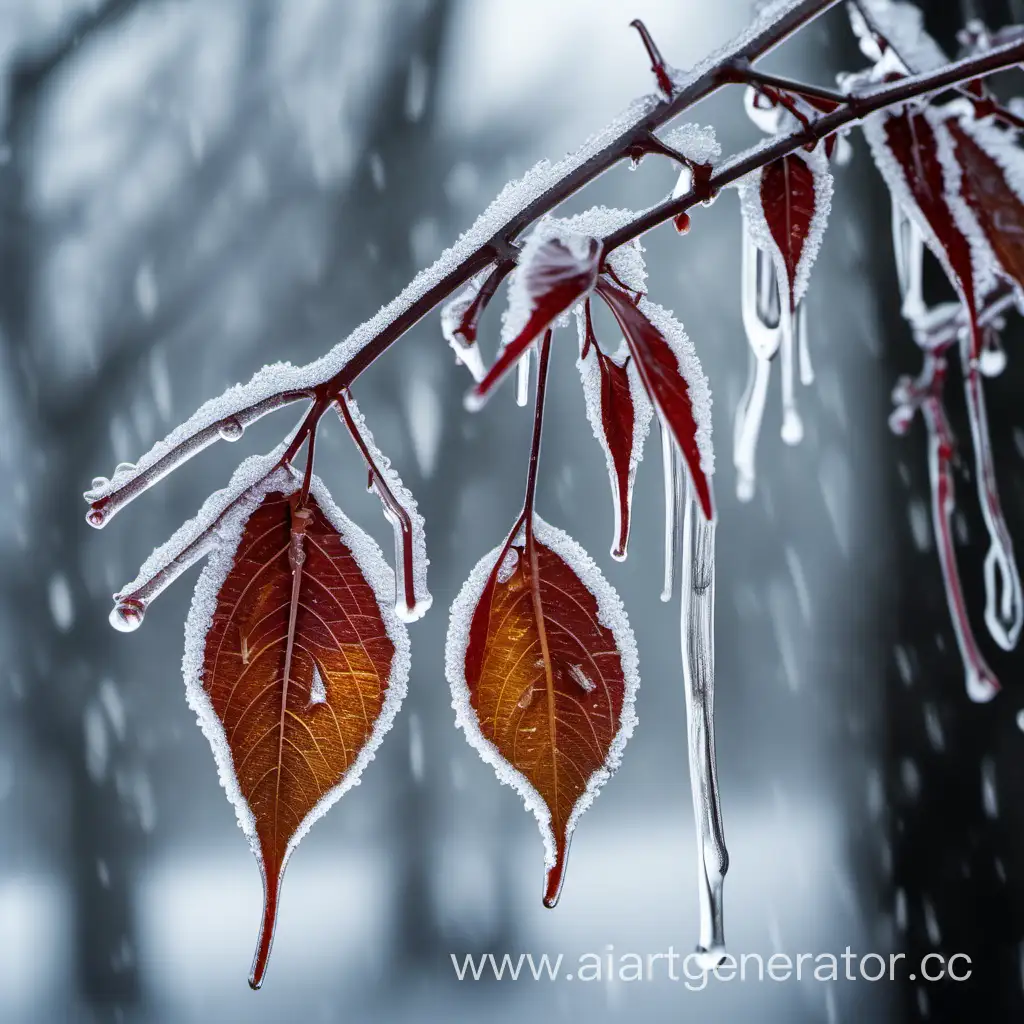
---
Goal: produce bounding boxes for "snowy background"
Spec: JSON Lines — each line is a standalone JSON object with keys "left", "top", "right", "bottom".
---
{"left": 0, "top": 1, "right": 1021, "bottom": 1022}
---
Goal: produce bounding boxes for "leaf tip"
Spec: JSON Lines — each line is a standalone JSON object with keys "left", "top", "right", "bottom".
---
{"left": 543, "top": 836, "right": 570, "bottom": 908}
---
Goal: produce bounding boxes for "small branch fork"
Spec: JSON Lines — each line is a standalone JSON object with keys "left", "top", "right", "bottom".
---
{"left": 90, "top": 0, "right": 1024, "bottom": 578}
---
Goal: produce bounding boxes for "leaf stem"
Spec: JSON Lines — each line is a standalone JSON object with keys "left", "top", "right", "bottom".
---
{"left": 523, "top": 330, "right": 554, "bottom": 527}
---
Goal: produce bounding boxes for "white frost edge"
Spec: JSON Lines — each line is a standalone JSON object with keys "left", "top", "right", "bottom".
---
{"left": 342, "top": 392, "right": 432, "bottom": 623}
{"left": 445, "top": 515, "right": 640, "bottom": 872}
{"left": 735, "top": 144, "right": 834, "bottom": 313}
{"left": 851, "top": 0, "right": 949, "bottom": 74}
{"left": 181, "top": 470, "right": 411, "bottom": 876}
{"left": 440, "top": 267, "right": 492, "bottom": 383}
{"left": 574, "top": 308, "right": 655, "bottom": 555}
{"left": 861, "top": 105, "right": 999, "bottom": 307}
{"left": 114, "top": 445, "right": 291, "bottom": 600}
{"left": 937, "top": 103, "right": 1024, "bottom": 305}
{"left": 499, "top": 217, "right": 601, "bottom": 353}
{"left": 636, "top": 296, "right": 715, "bottom": 477}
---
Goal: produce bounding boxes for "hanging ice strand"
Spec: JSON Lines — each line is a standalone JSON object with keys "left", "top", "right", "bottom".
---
{"left": 734, "top": 225, "right": 782, "bottom": 502}
{"left": 679, "top": 465, "right": 728, "bottom": 965}
{"left": 733, "top": 85, "right": 834, "bottom": 500}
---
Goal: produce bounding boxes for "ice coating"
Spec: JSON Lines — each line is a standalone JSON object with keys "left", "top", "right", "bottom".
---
{"left": 112, "top": 446, "right": 293, "bottom": 614}
{"left": 660, "top": 425, "right": 684, "bottom": 602}
{"left": 939, "top": 105, "right": 1024, "bottom": 306}
{"left": 679, "top": 481, "right": 729, "bottom": 967}
{"left": 181, "top": 470, "right": 411, "bottom": 890}
{"left": 733, "top": 350, "right": 772, "bottom": 503}
{"left": 574, "top": 310, "right": 654, "bottom": 561}
{"left": 339, "top": 392, "right": 431, "bottom": 623}
{"left": 87, "top": 0, "right": 831, "bottom": 530}
{"left": 637, "top": 295, "right": 715, "bottom": 479}
{"left": 88, "top": 91, "right": 659, "bottom": 519}
{"left": 445, "top": 515, "right": 639, "bottom": 878}
{"left": 662, "top": 122, "right": 722, "bottom": 168}
{"left": 849, "top": 0, "right": 948, "bottom": 74}
{"left": 735, "top": 143, "right": 834, "bottom": 318}
{"left": 499, "top": 217, "right": 602, "bottom": 354}
{"left": 439, "top": 267, "right": 492, "bottom": 383}
{"left": 560, "top": 206, "right": 648, "bottom": 295}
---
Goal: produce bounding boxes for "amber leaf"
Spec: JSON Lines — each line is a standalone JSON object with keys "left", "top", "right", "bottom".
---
{"left": 188, "top": 479, "right": 407, "bottom": 989}
{"left": 447, "top": 516, "right": 637, "bottom": 907}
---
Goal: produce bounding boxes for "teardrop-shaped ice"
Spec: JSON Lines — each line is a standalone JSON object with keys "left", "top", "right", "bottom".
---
{"left": 109, "top": 598, "right": 146, "bottom": 633}
{"left": 218, "top": 416, "right": 244, "bottom": 441}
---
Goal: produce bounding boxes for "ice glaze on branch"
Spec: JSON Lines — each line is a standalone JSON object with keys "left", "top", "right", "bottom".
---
{"left": 86, "top": 0, "right": 842, "bottom": 526}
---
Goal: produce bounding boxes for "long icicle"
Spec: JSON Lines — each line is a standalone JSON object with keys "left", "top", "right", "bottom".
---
{"left": 679, "top": 468, "right": 728, "bottom": 966}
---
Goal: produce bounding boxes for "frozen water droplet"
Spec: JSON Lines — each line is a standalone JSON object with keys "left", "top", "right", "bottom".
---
{"left": 109, "top": 598, "right": 145, "bottom": 633}
{"left": 781, "top": 409, "right": 803, "bottom": 446}
{"left": 91, "top": 476, "right": 109, "bottom": 491}
{"left": 115, "top": 462, "right": 135, "bottom": 475}
{"left": 86, "top": 505, "right": 107, "bottom": 528}
{"left": 568, "top": 664, "right": 596, "bottom": 693}
{"left": 497, "top": 547, "right": 519, "bottom": 584}
{"left": 309, "top": 661, "right": 327, "bottom": 704}
{"left": 674, "top": 212, "right": 691, "bottom": 234}
{"left": 218, "top": 416, "right": 244, "bottom": 441}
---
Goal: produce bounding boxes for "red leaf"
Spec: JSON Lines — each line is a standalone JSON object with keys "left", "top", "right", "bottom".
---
{"left": 595, "top": 280, "right": 715, "bottom": 520}
{"left": 468, "top": 236, "right": 601, "bottom": 409}
{"left": 577, "top": 304, "right": 651, "bottom": 560}
{"left": 878, "top": 109, "right": 979, "bottom": 321}
{"left": 760, "top": 153, "right": 818, "bottom": 312}
{"left": 448, "top": 517, "right": 637, "bottom": 907}
{"left": 946, "top": 118, "right": 1024, "bottom": 294}
{"left": 191, "top": 484, "right": 406, "bottom": 988}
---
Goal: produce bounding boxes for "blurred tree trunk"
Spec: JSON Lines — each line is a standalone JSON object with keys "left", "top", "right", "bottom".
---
{"left": 870, "top": 2, "right": 1024, "bottom": 1021}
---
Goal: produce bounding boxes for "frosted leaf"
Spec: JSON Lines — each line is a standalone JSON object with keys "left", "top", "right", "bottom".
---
{"left": 735, "top": 144, "right": 834, "bottom": 315}
{"left": 182, "top": 470, "right": 411, "bottom": 863}
{"left": 498, "top": 218, "right": 601, "bottom": 355}
{"left": 556, "top": 206, "right": 647, "bottom": 295}
{"left": 341, "top": 393, "right": 431, "bottom": 623}
{"left": 637, "top": 296, "right": 714, "bottom": 478}
{"left": 574, "top": 308, "right": 654, "bottom": 560}
{"left": 445, "top": 516, "right": 639, "bottom": 880}
{"left": 938, "top": 106, "right": 1024, "bottom": 306}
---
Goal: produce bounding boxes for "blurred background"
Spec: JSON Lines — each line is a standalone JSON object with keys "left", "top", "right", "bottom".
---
{"left": 0, "top": 0, "right": 1021, "bottom": 1021}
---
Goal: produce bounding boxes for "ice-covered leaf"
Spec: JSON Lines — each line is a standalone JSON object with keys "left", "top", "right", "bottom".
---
{"left": 737, "top": 143, "right": 833, "bottom": 319}
{"left": 446, "top": 517, "right": 638, "bottom": 908}
{"left": 468, "top": 228, "right": 601, "bottom": 409}
{"left": 184, "top": 475, "right": 408, "bottom": 989}
{"left": 440, "top": 266, "right": 505, "bottom": 382}
{"left": 863, "top": 107, "right": 983, "bottom": 329}
{"left": 945, "top": 115, "right": 1024, "bottom": 300}
{"left": 595, "top": 280, "right": 715, "bottom": 520}
{"left": 575, "top": 304, "right": 654, "bottom": 560}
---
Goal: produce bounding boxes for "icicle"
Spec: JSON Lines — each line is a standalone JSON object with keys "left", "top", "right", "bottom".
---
{"left": 921, "top": 393, "right": 1000, "bottom": 701}
{"left": 891, "top": 200, "right": 927, "bottom": 324}
{"left": 660, "top": 423, "right": 683, "bottom": 602}
{"left": 679, "top": 476, "right": 728, "bottom": 966}
{"left": 516, "top": 348, "right": 531, "bottom": 407}
{"left": 733, "top": 350, "right": 771, "bottom": 503}
{"left": 960, "top": 356, "right": 1023, "bottom": 651}
{"left": 779, "top": 305, "right": 803, "bottom": 446}
{"left": 796, "top": 302, "right": 814, "bottom": 387}
{"left": 740, "top": 228, "right": 782, "bottom": 361}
